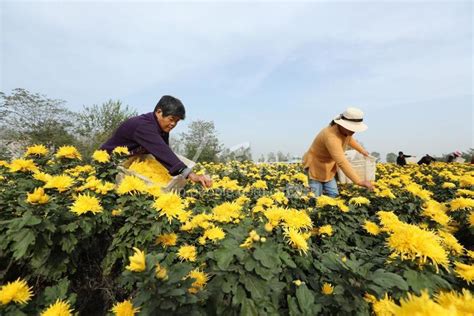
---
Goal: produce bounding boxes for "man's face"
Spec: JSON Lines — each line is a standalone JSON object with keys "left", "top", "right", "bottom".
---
{"left": 155, "top": 110, "right": 181, "bottom": 133}
{"left": 337, "top": 125, "right": 355, "bottom": 137}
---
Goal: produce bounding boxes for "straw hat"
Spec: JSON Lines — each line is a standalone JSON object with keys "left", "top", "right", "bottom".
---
{"left": 334, "top": 107, "right": 368, "bottom": 132}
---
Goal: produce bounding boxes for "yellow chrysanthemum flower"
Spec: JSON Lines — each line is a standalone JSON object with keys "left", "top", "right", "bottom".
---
{"left": 112, "top": 146, "right": 130, "bottom": 156}
{"left": 203, "top": 226, "right": 226, "bottom": 243}
{"left": 283, "top": 227, "right": 309, "bottom": 255}
{"left": 363, "top": 220, "right": 380, "bottom": 236}
{"left": 25, "top": 144, "right": 48, "bottom": 156}
{"left": 40, "top": 299, "right": 73, "bottom": 316}
{"left": 396, "top": 291, "right": 454, "bottom": 315}
{"left": 92, "top": 150, "right": 110, "bottom": 163}
{"left": 349, "top": 196, "right": 371, "bottom": 206}
{"left": 371, "top": 293, "right": 398, "bottom": 316}
{"left": 8, "top": 159, "right": 39, "bottom": 173}
{"left": 55, "top": 145, "right": 82, "bottom": 160}
{"left": 386, "top": 222, "right": 449, "bottom": 271}
{"left": 469, "top": 211, "right": 474, "bottom": 227}
{"left": 405, "top": 183, "right": 432, "bottom": 201}
{"left": 318, "top": 225, "right": 333, "bottom": 236}
{"left": 252, "top": 180, "right": 268, "bottom": 189}
{"left": 111, "top": 300, "right": 140, "bottom": 316}
{"left": 44, "top": 175, "right": 74, "bottom": 192}
{"left": 33, "top": 171, "right": 53, "bottom": 183}
{"left": 155, "top": 263, "right": 168, "bottom": 280}
{"left": 26, "top": 187, "right": 50, "bottom": 204}
{"left": 212, "top": 202, "right": 242, "bottom": 223}
{"left": 155, "top": 233, "right": 178, "bottom": 247}
{"left": 70, "top": 193, "right": 103, "bottom": 215}
{"left": 437, "top": 230, "right": 463, "bottom": 255}
{"left": 177, "top": 245, "right": 197, "bottom": 262}
{"left": 450, "top": 197, "right": 474, "bottom": 211}
{"left": 435, "top": 289, "right": 474, "bottom": 315}
{"left": 454, "top": 262, "right": 474, "bottom": 284}
{"left": 271, "top": 191, "right": 289, "bottom": 205}
{"left": 116, "top": 175, "right": 148, "bottom": 195}
{"left": 442, "top": 182, "right": 457, "bottom": 189}
{"left": 126, "top": 247, "right": 146, "bottom": 272}
{"left": 281, "top": 209, "right": 313, "bottom": 231}
{"left": 321, "top": 283, "right": 334, "bottom": 295}
{"left": 0, "top": 278, "right": 33, "bottom": 305}
{"left": 153, "top": 193, "right": 186, "bottom": 223}
{"left": 422, "top": 200, "right": 451, "bottom": 226}
{"left": 187, "top": 269, "right": 209, "bottom": 294}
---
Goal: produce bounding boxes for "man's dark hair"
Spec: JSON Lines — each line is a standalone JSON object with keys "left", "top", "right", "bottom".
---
{"left": 399, "top": 151, "right": 403, "bottom": 155}
{"left": 154, "top": 95, "right": 186, "bottom": 119}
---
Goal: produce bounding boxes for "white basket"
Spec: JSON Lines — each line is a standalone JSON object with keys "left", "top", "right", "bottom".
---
{"left": 337, "top": 153, "right": 376, "bottom": 184}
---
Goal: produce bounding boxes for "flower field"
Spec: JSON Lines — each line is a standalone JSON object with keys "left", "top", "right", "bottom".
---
{"left": 0, "top": 145, "right": 473, "bottom": 315}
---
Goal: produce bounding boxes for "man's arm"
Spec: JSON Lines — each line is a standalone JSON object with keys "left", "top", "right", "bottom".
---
{"left": 133, "top": 124, "right": 188, "bottom": 176}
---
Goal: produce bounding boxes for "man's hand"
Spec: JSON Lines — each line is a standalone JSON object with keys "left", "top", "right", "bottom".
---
{"left": 188, "top": 172, "right": 213, "bottom": 188}
{"left": 361, "top": 150, "right": 370, "bottom": 157}
{"left": 358, "top": 180, "right": 374, "bottom": 191}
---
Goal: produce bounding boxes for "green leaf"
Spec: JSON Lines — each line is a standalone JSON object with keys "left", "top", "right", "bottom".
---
{"left": 371, "top": 269, "right": 408, "bottom": 291}
{"left": 287, "top": 296, "right": 301, "bottom": 316}
{"left": 253, "top": 246, "right": 278, "bottom": 269}
{"left": 279, "top": 251, "right": 297, "bottom": 268}
{"left": 241, "top": 275, "right": 267, "bottom": 300}
{"left": 12, "top": 229, "right": 36, "bottom": 259}
{"left": 296, "top": 284, "right": 315, "bottom": 315}
{"left": 60, "top": 234, "right": 78, "bottom": 253}
{"left": 241, "top": 298, "right": 258, "bottom": 316}
{"left": 233, "top": 285, "right": 247, "bottom": 306}
{"left": 243, "top": 257, "right": 257, "bottom": 272}
{"left": 214, "top": 248, "right": 235, "bottom": 270}
{"left": 43, "top": 278, "right": 70, "bottom": 304}
{"left": 254, "top": 265, "right": 274, "bottom": 281}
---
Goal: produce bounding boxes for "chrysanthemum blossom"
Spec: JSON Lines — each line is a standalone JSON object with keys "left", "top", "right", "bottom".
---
{"left": 25, "top": 144, "right": 48, "bottom": 156}
{"left": 92, "top": 150, "right": 110, "bottom": 163}
{"left": 177, "top": 245, "right": 197, "bottom": 262}
{"left": 111, "top": 300, "right": 140, "bottom": 316}
{"left": 55, "top": 145, "right": 82, "bottom": 160}
{"left": 0, "top": 278, "right": 33, "bottom": 305}
{"left": 70, "top": 193, "right": 103, "bottom": 215}
{"left": 40, "top": 299, "right": 73, "bottom": 316}
{"left": 126, "top": 247, "right": 146, "bottom": 272}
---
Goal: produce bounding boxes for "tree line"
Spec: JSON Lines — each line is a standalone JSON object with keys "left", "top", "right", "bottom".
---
{"left": 2, "top": 89, "right": 470, "bottom": 164}
{"left": 0, "top": 89, "right": 249, "bottom": 163}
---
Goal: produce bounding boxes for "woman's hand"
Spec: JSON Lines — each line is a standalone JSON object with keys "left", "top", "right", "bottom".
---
{"left": 358, "top": 180, "right": 374, "bottom": 191}
{"left": 188, "top": 172, "right": 213, "bottom": 188}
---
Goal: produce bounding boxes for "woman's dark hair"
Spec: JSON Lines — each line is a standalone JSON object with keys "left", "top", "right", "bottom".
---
{"left": 154, "top": 95, "right": 186, "bottom": 119}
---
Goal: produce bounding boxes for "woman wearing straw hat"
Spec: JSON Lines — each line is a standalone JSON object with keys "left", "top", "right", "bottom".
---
{"left": 303, "top": 107, "right": 374, "bottom": 197}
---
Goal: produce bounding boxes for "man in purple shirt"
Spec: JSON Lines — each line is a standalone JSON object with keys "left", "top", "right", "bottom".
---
{"left": 101, "top": 95, "right": 212, "bottom": 188}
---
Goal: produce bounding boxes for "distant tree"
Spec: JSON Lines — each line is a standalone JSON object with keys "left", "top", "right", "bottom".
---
{"left": 258, "top": 154, "right": 265, "bottom": 163}
{"left": 267, "top": 152, "right": 276, "bottom": 163}
{"left": 180, "top": 120, "right": 222, "bottom": 162}
{"left": 370, "top": 151, "right": 381, "bottom": 162}
{"left": 277, "top": 151, "right": 291, "bottom": 162}
{"left": 0, "top": 88, "right": 76, "bottom": 156}
{"left": 76, "top": 100, "right": 137, "bottom": 157}
{"left": 169, "top": 134, "right": 185, "bottom": 155}
{"left": 386, "top": 152, "right": 397, "bottom": 163}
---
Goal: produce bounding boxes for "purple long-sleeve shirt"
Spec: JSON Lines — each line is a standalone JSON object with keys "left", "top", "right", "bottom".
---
{"left": 101, "top": 112, "right": 188, "bottom": 176}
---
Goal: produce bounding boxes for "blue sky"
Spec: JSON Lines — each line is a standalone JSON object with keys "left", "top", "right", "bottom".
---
{"left": 1, "top": 0, "right": 472, "bottom": 161}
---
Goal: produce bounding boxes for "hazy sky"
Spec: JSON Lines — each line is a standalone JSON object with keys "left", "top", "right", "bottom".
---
{"left": 1, "top": 0, "right": 472, "bottom": 161}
